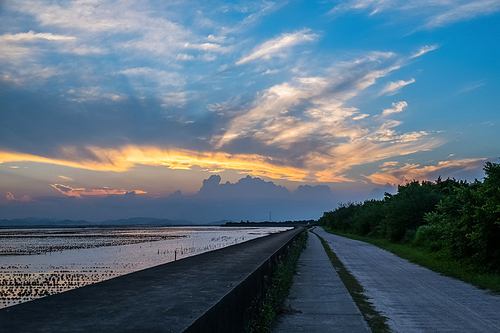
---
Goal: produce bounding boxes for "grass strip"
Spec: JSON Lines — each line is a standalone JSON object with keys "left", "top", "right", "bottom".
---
{"left": 248, "top": 230, "right": 308, "bottom": 333}
{"left": 323, "top": 227, "right": 500, "bottom": 294}
{"left": 313, "top": 230, "right": 391, "bottom": 333}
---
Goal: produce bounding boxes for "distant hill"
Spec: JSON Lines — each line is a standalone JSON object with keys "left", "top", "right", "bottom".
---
{"left": 0, "top": 217, "right": 197, "bottom": 227}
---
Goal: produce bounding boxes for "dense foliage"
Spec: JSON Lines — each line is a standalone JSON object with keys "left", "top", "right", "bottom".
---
{"left": 319, "top": 162, "right": 500, "bottom": 273}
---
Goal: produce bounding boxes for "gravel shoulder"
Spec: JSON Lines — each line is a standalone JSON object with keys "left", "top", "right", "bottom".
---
{"left": 315, "top": 227, "right": 500, "bottom": 333}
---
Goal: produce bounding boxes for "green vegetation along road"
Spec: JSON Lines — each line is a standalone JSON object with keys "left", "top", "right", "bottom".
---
{"left": 315, "top": 227, "right": 500, "bottom": 333}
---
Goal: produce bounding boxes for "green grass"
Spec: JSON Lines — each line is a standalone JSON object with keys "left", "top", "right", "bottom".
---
{"left": 248, "top": 230, "right": 308, "bottom": 333}
{"left": 323, "top": 226, "right": 500, "bottom": 294}
{"left": 312, "top": 230, "right": 391, "bottom": 333}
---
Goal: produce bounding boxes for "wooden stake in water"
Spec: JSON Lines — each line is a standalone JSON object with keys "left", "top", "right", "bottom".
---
{"left": 174, "top": 250, "right": 177, "bottom": 261}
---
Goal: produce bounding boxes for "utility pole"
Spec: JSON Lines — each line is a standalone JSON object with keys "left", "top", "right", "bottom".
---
{"left": 269, "top": 211, "right": 272, "bottom": 222}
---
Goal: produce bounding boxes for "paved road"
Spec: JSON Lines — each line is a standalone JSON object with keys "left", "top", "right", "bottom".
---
{"left": 274, "top": 231, "right": 370, "bottom": 332}
{"left": 315, "top": 227, "right": 500, "bottom": 333}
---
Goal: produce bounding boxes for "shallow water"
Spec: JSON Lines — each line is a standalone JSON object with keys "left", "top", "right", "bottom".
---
{"left": 0, "top": 226, "right": 290, "bottom": 308}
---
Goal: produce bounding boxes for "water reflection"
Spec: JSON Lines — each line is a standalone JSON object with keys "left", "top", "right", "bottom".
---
{"left": 0, "top": 226, "right": 290, "bottom": 308}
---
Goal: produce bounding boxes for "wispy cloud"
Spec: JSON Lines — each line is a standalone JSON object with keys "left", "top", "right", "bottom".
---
{"left": 367, "top": 158, "right": 487, "bottom": 184}
{"left": 329, "top": 1, "right": 500, "bottom": 29}
{"left": 216, "top": 51, "right": 401, "bottom": 148}
{"left": 0, "top": 146, "right": 310, "bottom": 182}
{"left": 379, "top": 79, "right": 415, "bottom": 95}
{"left": 382, "top": 101, "right": 408, "bottom": 116}
{"left": 424, "top": 0, "right": 500, "bottom": 28}
{"left": 212, "top": 50, "right": 443, "bottom": 182}
{"left": 66, "top": 87, "right": 126, "bottom": 103}
{"left": 118, "top": 67, "right": 186, "bottom": 87}
{"left": 9, "top": 0, "right": 193, "bottom": 58}
{"left": 459, "top": 80, "right": 487, "bottom": 93}
{"left": 410, "top": 44, "right": 439, "bottom": 59}
{"left": 50, "top": 184, "right": 146, "bottom": 198}
{"left": 0, "top": 30, "right": 75, "bottom": 42}
{"left": 0, "top": 65, "right": 62, "bottom": 85}
{"left": 236, "top": 29, "right": 318, "bottom": 65}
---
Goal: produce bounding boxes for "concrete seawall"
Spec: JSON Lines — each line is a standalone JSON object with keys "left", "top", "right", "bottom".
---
{"left": 0, "top": 227, "right": 304, "bottom": 333}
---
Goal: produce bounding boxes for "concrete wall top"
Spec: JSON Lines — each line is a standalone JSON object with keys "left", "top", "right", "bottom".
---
{"left": 0, "top": 227, "right": 303, "bottom": 333}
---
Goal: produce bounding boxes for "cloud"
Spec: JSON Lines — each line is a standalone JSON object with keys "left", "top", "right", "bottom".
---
{"left": 0, "top": 65, "right": 62, "bottom": 85}
{"left": 0, "top": 146, "right": 310, "bottom": 182}
{"left": 176, "top": 53, "right": 195, "bottom": 60}
{"left": 0, "top": 30, "right": 105, "bottom": 62}
{"left": 211, "top": 50, "right": 445, "bottom": 183}
{"left": 382, "top": 101, "right": 408, "bottom": 116}
{"left": 118, "top": 67, "right": 186, "bottom": 87}
{"left": 329, "top": 1, "right": 500, "bottom": 29}
{"left": 216, "top": 51, "right": 401, "bottom": 149}
{"left": 184, "top": 42, "right": 232, "bottom": 53}
{"left": 367, "top": 158, "right": 487, "bottom": 184}
{"left": 424, "top": 0, "right": 500, "bottom": 28}
{"left": 410, "top": 44, "right": 439, "bottom": 59}
{"left": 198, "top": 174, "right": 290, "bottom": 199}
{"left": 0, "top": 30, "right": 76, "bottom": 42}
{"left": 10, "top": 0, "right": 193, "bottom": 58}
{"left": 5, "top": 191, "right": 32, "bottom": 202}
{"left": 6, "top": 192, "right": 15, "bottom": 201}
{"left": 66, "top": 87, "right": 126, "bottom": 102}
{"left": 459, "top": 80, "right": 486, "bottom": 93}
{"left": 50, "top": 184, "right": 146, "bottom": 198}
{"left": 236, "top": 29, "right": 319, "bottom": 65}
{"left": 1, "top": 175, "right": 335, "bottom": 222}
{"left": 160, "top": 92, "right": 188, "bottom": 109}
{"left": 379, "top": 79, "right": 415, "bottom": 95}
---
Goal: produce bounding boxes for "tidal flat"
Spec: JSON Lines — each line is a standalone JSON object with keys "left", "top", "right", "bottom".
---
{"left": 0, "top": 226, "right": 290, "bottom": 308}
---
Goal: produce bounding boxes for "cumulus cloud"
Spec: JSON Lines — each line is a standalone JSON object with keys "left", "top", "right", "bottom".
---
{"left": 236, "top": 29, "right": 319, "bottom": 65}
{"left": 382, "top": 101, "right": 408, "bottom": 116}
{"left": 1, "top": 175, "right": 335, "bottom": 222}
{"left": 379, "top": 79, "right": 415, "bottom": 95}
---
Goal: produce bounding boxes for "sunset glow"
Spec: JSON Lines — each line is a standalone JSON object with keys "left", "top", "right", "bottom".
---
{"left": 1, "top": 0, "right": 498, "bottom": 222}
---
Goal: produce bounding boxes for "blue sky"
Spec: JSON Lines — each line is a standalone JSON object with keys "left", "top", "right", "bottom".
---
{"left": 1, "top": 0, "right": 499, "bottom": 222}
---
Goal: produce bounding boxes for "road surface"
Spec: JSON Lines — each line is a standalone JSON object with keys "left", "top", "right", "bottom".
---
{"left": 315, "top": 227, "right": 500, "bottom": 333}
{"left": 274, "top": 232, "right": 370, "bottom": 332}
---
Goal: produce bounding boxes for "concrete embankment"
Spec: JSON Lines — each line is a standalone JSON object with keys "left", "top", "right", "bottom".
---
{"left": 0, "top": 227, "right": 304, "bottom": 333}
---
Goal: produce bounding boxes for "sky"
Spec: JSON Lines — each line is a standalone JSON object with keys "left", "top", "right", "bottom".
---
{"left": 1, "top": 0, "right": 499, "bottom": 222}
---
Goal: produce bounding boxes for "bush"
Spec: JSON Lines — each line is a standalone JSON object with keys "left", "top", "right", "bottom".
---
{"left": 319, "top": 161, "right": 500, "bottom": 274}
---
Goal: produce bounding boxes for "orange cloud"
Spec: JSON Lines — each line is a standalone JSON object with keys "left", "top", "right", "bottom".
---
{"left": 0, "top": 146, "right": 309, "bottom": 182}
{"left": 367, "top": 158, "right": 486, "bottom": 185}
{"left": 5, "top": 191, "right": 32, "bottom": 202}
{"left": 50, "top": 184, "right": 147, "bottom": 198}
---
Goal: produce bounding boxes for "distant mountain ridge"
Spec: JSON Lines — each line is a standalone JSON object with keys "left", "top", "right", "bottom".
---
{"left": 0, "top": 217, "right": 221, "bottom": 227}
